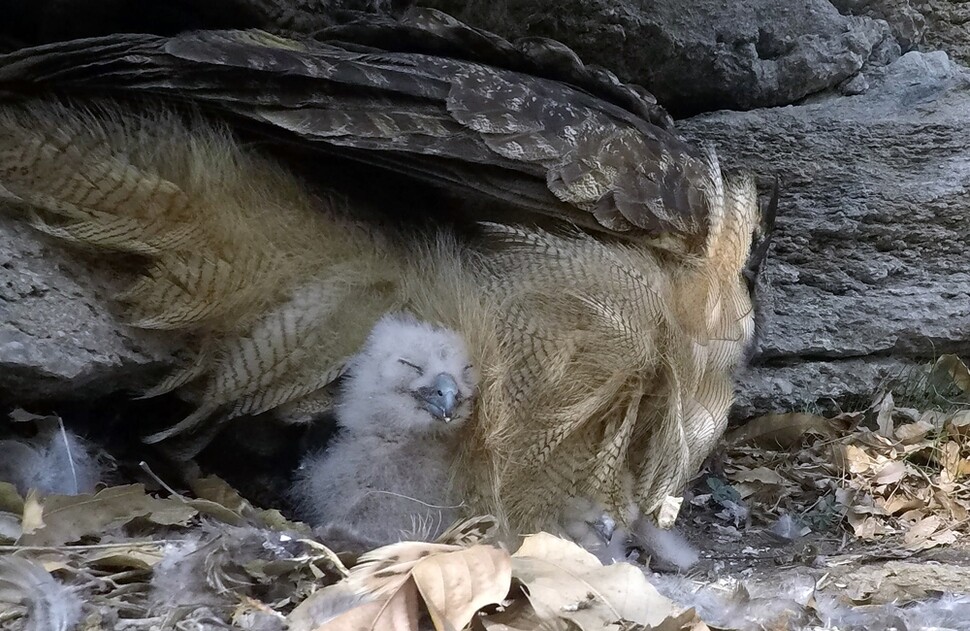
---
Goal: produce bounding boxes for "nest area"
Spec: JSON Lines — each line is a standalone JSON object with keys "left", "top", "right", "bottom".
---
{"left": 0, "top": 355, "right": 968, "bottom": 630}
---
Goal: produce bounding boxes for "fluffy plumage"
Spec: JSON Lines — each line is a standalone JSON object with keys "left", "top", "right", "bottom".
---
{"left": 292, "top": 314, "right": 476, "bottom": 549}
{"left": 0, "top": 7, "right": 772, "bottom": 538}
{"left": 0, "top": 557, "right": 83, "bottom": 631}
{"left": 148, "top": 524, "right": 307, "bottom": 627}
{"left": 0, "top": 423, "right": 106, "bottom": 496}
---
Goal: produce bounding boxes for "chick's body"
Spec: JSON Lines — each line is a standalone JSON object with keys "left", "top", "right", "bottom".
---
{"left": 292, "top": 314, "right": 477, "bottom": 549}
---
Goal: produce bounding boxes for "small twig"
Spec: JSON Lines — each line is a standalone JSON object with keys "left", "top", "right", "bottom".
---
{"left": 97, "top": 569, "right": 153, "bottom": 588}
{"left": 139, "top": 461, "right": 186, "bottom": 500}
{"left": 0, "top": 541, "right": 178, "bottom": 552}
{"left": 115, "top": 618, "right": 166, "bottom": 630}
{"left": 100, "top": 582, "right": 150, "bottom": 599}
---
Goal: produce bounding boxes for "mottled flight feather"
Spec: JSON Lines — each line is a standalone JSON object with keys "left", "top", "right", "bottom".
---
{"left": 0, "top": 11, "right": 705, "bottom": 244}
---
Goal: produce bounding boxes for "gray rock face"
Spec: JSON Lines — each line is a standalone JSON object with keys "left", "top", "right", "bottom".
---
{"left": 832, "top": 0, "right": 927, "bottom": 50}
{"left": 833, "top": 0, "right": 970, "bottom": 65}
{"left": 680, "top": 51, "right": 970, "bottom": 418}
{"left": 919, "top": 0, "right": 970, "bottom": 66}
{"left": 0, "top": 216, "right": 174, "bottom": 402}
{"left": 420, "top": 0, "right": 899, "bottom": 115}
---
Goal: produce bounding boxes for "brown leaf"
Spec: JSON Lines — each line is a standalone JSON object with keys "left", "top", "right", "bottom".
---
{"left": 288, "top": 583, "right": 365, "bottom": 631}
{"left": 875, "top": 392, "right": 895, "bottom": 439}
{"left": 184, "top": 497, "right": 246, "bottom": 526}
{"left": 844, "top": 445, "right": 874, "bottom": 474}
{"left": 881, "top": 496, "right": 924, "bottom": 516}
{"left": 257, "top": 507, "right": 312, "bottom": 533}
{"left": 513, "top": 532, "right": 601, "bottom": 571}
{"left": 917, "top": 410, "right": 948, "bottom": 429}
{"left": 847, "top": 515, "right": 884, "bottom": 539}
{"left": 903, "top": 515, "right": 957, "bottom": 551}
{"left": 511, "top": 533, "right": 681, "bottom": 628}
{"left": 873, "top": 461, "right": 907, "bottom": 486}
{"left": 18, "top": 484, "right": 197, "bottom": 546}
{"left": 350, "top": 541, "right": 462, "bottom": 599}
{"left": 941, "top": 441, "right": 963, "bottom": 481}
{"left": 411, "top": 544, "right": 512, "bottom": 631}
{"left": 933, "top": 488, "right": 970, "bottom": 522}
{"left": 894, "top": 421, "right": 934, "bottom": 444}
{"left": 724, "top": 413, "right": 840, "bottom": 448}
{"left": 315, "top": 579, "right": 419, "bottom": 631}
{"left": 182, "top": 475, "right": 255, "bottom": 526}
{"left": 191, "top": 475, "right": 251, "bottom": 514}
{"left": 946, "top": 410, "right": 970, "bottom": 433}
{"left": 85, "top": 544, "right": 166, "bottom": 570}
{"left": 729, "top": 467, "right": 787, "bottom": 486}
{"left": 0, "top": 482, "right": 24, "bottom": 514}
{"left": 931, "top": 354, "right": 970, "bottom": 394}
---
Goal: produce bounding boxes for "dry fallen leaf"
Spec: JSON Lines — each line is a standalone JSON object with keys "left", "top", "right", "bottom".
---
{"left": 843, "top": 445, "right": 874, "bottom": 475}
{"left": 894, "top": 420, "right": 934, "bottom": 444}
{"left": 85, "top": 544, "right": 166, "bottom": 571}
{"left": 411, "top": 544, "right": 512, "bottom": 631}
{"left": 931, "top": 354, "right": 970, "bottom": 395}
{"left": 941, "top": 441, "right": 964, "bottom": 481}
{"left": 288, "top": 582, "right": 369, "bottom": 631}
{"left": 350, "top": 541, "right": 463, "bottom": 599}
{"left": 730, "top": 466, "right": 788, "bottom": 486}
{"left": 511, "top": 533, "right": 682, "bottom": 629}
{"left": 875, "top": 392, "right": 895, "bottom": 439}
{"left": 315, "top": 578, "right": 419, "bottom": 631}
{"left": 903, "top": 515, "right": 957, "bottom": 551}
{"left": 880, "top": 495, "right": 924, "bottom": 516}
{"left": 0, "top": 482, "right": 24, "bottom": 514}
{"left": 18, "top": 484, "right": 197, "bottom": 546}
{"left": 873, "top": 461, "right": 907, "bottom": 486}
{"left": 724, "top": 413, "right": 839, "bottom": 448}
{"left": 191, "top": 475, "right": 252, "bottom": 515}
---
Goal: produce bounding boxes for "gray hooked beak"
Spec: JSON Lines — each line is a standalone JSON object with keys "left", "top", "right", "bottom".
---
{"left": 417, "top": 372, "right": 460, "bottom": 422}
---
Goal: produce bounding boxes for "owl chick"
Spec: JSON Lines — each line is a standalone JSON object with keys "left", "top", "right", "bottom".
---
{"left": 291, "top": 313, "right": 477, "bottom": 551}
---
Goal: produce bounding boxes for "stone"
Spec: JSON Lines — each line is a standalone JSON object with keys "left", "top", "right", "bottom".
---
{"left": 831, "top": 0, "right": 928, "bottom": 50}
{"left": 0, "top": 216, "right": 174, "bottom": 403}
{"left": 918, "top": 0, "right": 970, "bottom": 66}
{"left": 419, "top": 0, "right": 899, "bottom": 115}
{"left": 680, "top": 51, "right": 970, "bottom": 417}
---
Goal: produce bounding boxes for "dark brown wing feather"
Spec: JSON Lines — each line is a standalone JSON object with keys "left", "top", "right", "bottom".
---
{"left": 0, "top": 8, "right": 713, "bottom": 240}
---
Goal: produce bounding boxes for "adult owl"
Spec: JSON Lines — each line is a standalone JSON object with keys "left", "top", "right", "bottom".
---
{"left": 0, "top": 3, "right": 774, "bottom": 536}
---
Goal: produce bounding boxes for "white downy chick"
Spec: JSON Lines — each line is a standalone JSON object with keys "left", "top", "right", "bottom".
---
{"left": 292, "top": 313, "right": 478, "bottom": 551}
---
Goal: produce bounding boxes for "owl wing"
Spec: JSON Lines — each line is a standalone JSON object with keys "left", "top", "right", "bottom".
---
{"left": 0, "top": 8, "right": 716, "bottom": 244}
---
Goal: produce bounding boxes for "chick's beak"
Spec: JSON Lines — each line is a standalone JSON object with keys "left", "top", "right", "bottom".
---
{"left": 417, "top": 372, "right": 460, "bottom": 422}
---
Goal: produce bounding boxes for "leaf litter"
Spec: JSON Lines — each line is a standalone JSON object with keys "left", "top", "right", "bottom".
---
{"left": 0, "top": 355, "right": 968, "bottom": 630}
